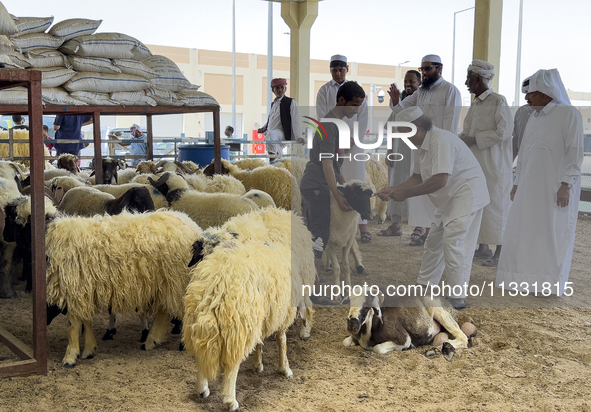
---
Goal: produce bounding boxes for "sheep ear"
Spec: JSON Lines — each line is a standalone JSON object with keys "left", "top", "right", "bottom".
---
{"left": 89, "top": 171, "right": 95, "bottom": 177}
{"left": 188, "top": 240, "right": 205, "bottom": 267}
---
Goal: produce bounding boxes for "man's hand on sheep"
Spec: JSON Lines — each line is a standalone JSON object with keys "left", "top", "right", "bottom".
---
{"left": 388, "top": 188, "right": 409, "bottom": 202}
{"left": 376, "top": 186, "right": 396, "bottom": 202}
{"left": 335, "top": 193, "right": 353, "bottom": 212}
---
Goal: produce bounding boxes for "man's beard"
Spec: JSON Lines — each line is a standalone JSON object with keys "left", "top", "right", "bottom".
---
{"left": 421, "top": 74, "right": 440, "bottom": 90}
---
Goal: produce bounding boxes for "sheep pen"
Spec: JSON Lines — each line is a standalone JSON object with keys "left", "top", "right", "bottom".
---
{"left": 1, "top": 217, "right": 591, "bottom": 411}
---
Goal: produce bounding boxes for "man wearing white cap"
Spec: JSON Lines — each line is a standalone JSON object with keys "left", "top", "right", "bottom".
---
{"left": 377, "top": 107, "right": 489, "bottom": 309}
{"left": 460, "top": 60, "right": 514, "bottom": 267}
{"left": 389, "top": 54, "right": 462, "bottom": 247}
{"left": 316, "top": 54, "right": 371, "bottom": 242}
{"left": 110, "top": 124, "right": 147, "bottom": 166}
{"left": 496, "top": 69, "right": 583, "bottom": 296}
{"left": 258, "top": 78, "right": 303, "bottom": 162}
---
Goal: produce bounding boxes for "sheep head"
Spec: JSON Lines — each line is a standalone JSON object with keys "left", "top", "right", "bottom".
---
{"left": 347, "top": 293, "right": 384, "bottom": 335}
{"left": 337, "top": 180, "right": 373, "bottom": 220}
{"left": 188, "top": 229, "right": 238, "bottom": 268}
{"left": 56, "top": 154, "right": 80, "bottom": 174}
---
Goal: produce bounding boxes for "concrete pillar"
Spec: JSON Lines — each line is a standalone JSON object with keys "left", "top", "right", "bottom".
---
{"left": 281, "top": 0, "right": 318, "bottom": 107}
{"left": 473, "top": 0, "right": 503, "bottom": 92}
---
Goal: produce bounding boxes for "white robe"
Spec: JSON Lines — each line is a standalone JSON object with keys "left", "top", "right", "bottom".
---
{"left": 496, "top": 101, "right": 583, "bottom": 296}
{"left": 460, "top": 89, "right": 513, "bottom": 245}
{"left": 390, "top": 77, "right": 462, "bottom": 227}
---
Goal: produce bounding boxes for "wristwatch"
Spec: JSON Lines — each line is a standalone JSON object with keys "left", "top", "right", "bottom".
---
{"left": 561, "top": 182, "right": 572, "bottom": 189}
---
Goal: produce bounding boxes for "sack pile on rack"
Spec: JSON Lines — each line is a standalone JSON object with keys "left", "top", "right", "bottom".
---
{"left": 0, "top": 2, "right": 218, "bottom": 108}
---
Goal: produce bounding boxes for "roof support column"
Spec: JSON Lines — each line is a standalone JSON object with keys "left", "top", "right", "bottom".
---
{"left": 473, "top": 0, "right": 503, "bottom": 92}
{"left": 281, "top": 0, "right": 318, "bottom": 107}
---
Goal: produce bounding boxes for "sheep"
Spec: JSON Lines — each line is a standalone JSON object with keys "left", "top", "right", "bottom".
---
{"left": 0, "top": 174, "right": 23, "bottom": 299}
{"left": 93, "top": 183, "right": 168, "bottom": 210}
{"left": 115, "top": 168, "right": 138, "bottom": 185}
{"left": 232, "top": 158, "right": 268, "bottom": 170}
{"left": 56, "top": 154, "right": 81, "bottom": 174}
{"left": 48, "top": 176, "right": 87, "bottom": 204}
{"left": 242, "top": 189, "right": 275, "bottom": 209}
{"left": 182, "top": 208, "right": 315, "bottom": 411}
{"left": 181, "top": 160, "right": 200, "bottom": 174}
{"left": 323, "top": 180, "right": 373, "bottom": 291}
{"left": 43, "top": 210, "right": 201, "bottom": 367}
{"left": 185, "top": 173, "right": 246, "bottom": 195}
{"left": 365, "top": 159, "right": 388, "bottom": 223}
{"left": 290, "top": 173, "right": 302, "bottom": 215}
{"left": 148, "top": 172, "right": 260, "bottom": 229}
{"left": 344, "top": 292, "right": 475, "bottom": 360}
{"left": 276, "top": 157, "right": 307, "bottom": 185}
{"left": 57, "top": 186, "right": 155, "bottom": 217}
{"left": 89, "top": 157, "right": 123, "bottom": 184}
{"left": 204, "top": 159, "right": 293, "bottom": 210}
{"left": 136, "top": 160, "right": 159, "bottom": 175}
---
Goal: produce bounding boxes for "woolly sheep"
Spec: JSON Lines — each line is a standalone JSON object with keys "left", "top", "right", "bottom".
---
{"left": 56, "top": 154, "right": 81, "bottom": 174}
{"left": 93, "top": 183, "right": 168, "bottom": 209}
{"left": 148, "top": 172, "right": 259, "bottom": 229}
{"left": 136, "top": 160, "right": 159, "bottom": 175}
{"left": 115, "top": 168, "right": 138, "bottom": 185}
{"left": 276, "top": 157, "right": 307, "bottom": 185}
{"left": 242, "top": 189, "right": 275, "bottom": 209}
{"left": 0, "top": 174, "right": 22, "bottom": 299}
{"left": 48, "top": 176, "right": 87, "bottom": 204}
{"left": 323, "top": 180, "right": 373, "bottom": 291}
{"left": 365, "top": 159, "right": 388, "bottom": 223}
{"left": 58, "top": 186, "right": 155, "bottom": 217}
{"left": 183, "top": 208, "right": 315, "bottom": 411}
{"left": 45, "top": 210, "right": 201, "bottom": 367}
{"left": 185, "top": 173, "right": 245, "bottom": 195}
{"left": 232, "top": 158, "right": 267, "bottom": 170}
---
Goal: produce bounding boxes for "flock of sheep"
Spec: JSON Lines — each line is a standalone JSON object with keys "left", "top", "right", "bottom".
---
{"left": 0, "top": 154, "right": 474, "bottom": 411}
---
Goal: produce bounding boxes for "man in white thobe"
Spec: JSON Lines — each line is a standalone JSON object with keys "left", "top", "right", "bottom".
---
{"left": 258, "top": 78, "right": 303, "bottom": 162}
{"left": 496, "top": 69, "right": 583, "bottom": 297}
{"left": 459, "top": 60, "right": 514, "bottom": 267}
{"left": 388, "top": 54, "right": 462, "bottom": 246}
{"left": 316, "top": 54, "right": 371, "bottom": 242}
{"left": 378, "top": 107, "right": 489, "bottom": 309}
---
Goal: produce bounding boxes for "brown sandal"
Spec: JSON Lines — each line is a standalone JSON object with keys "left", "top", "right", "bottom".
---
{"left": 409, "top": 234, "right": 427, "bottom": 246}
{"left": 377, "top": 226, "right": 402, "bottom": 237}
{"left": 410, "top": 227, "right": 425, "bottom": 241}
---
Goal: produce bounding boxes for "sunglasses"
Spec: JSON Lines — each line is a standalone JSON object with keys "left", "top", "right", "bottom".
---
{"left": 419, "top": 65, "right": 440, "bottom": 72}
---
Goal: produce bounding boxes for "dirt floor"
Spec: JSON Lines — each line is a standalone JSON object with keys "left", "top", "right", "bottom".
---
{"left": 1, "top": 217, "right": 591, "bottom": 412}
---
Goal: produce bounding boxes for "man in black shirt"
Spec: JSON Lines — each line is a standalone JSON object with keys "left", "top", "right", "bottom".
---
{"left": 300, "top": 81, "right": 366, "bottom": 304}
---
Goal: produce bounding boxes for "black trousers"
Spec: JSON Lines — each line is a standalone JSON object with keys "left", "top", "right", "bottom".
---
{"left": 301, "top": 188, "right": 331, "bottom": 259}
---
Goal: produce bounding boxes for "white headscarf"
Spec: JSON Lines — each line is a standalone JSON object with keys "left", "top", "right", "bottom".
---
{"left": 522, "top": 69, "right": 570, "bottom": 105}
{"left": 468, "top": 59, "right": 495, "bottom": 81}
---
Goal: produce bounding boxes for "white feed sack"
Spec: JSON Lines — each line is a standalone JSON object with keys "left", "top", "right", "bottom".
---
{"left": 0, "top": 34, "right": 18, "bottom": 53}
{"left": 145, "top": 86, "right": 187, "bottom": 106}
{"left": 11, "top": 16, "right": 54, "bottom": 36}
{"left": 2, "top": 50, "right": 31, "bottom": 67}
{"left": 10, "top": 32, "right": 64, "bottom": 52}
{"left": 32, "top": 67, "right": 76, "bottom": 88}
{"left": 59, "top": 33, "right": 152, "bottom": 60}
{"left": 24, "top": 48, "right": 69, "bottom": 68}
{"left": 63, "top": 71, "right": 152, "bottom": 93}
{"left": 0, "top": 86, "right": 28, "bottom": 104}
{"left": 69, "top": 91, "right": 120, "bottom": 106}
{"left": 69, "top": 56, "right": 121, "bottom": 74}
{"left": 42, "top": 87, "right": 87, "bottom": 106}
{"left": 178, "top": 89, "right": 219, "bottom": 107}
{"left": 111, "top": 59, "right": 157, "bottom": 79}
{"left": 142, "top": 55, "right": 191, "bottom": 92}
{"left": 0, "top": 2, "right": 19, "bottom": 36}
{"left": 48, "top": 18, "right": 101, "bottom": 41}
{"left": 110, "top": 91, "right": 157, "bottom": 107}
{"left": 0, "top": 53, "right": 22, "bottom": 68}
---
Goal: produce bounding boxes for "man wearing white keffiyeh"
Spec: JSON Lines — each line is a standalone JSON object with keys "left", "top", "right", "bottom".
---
{"left": 496, "top": 69, "right": 584, "bottom": 296}
{"left": 459, "top": 59, "right": 513, "bottom": 267}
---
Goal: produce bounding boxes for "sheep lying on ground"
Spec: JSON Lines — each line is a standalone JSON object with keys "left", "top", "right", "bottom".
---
{"left": 324, "top": 180, "right": 373, "bottom": 290}
{"left": 44, "top": 210, "right": 201, "bottom": 367}
{"left": 344, "top": 292, "right": 475, "bottom": 360}
{"left": 58, "top": 186, "right": 155, "bottom": 217}
{"left": 148, "top": 172, "right": 260, "bottom": 229}
{"left": 183, "top": 208, "right": 315, "bottom": 411}
{"left": 365, "top": 159, "right": 388, "bottom": 223}
{"left": 204, "top": 159, "right": 293, "bottom": 210}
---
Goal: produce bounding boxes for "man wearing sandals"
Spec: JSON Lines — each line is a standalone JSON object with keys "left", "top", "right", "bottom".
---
{"left": 377, "top": 107, "right": 489, "bottom": 309}
{"left": 460, "top": 60, "right": 513, "bottom": 268}
{"left": 387, "top": 54, "right": 462, "bottom": 246}
{"left": 301, "top": 81, "right": 366, "bottom": 305}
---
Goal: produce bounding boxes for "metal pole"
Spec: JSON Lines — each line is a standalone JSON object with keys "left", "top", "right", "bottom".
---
{"left": 452, "top": 7, "right": 475, "bottom": 86}
{"left": 514, "top": 0, "right": 524, "bottom": 106}
{"left": 267, "top": 1, "right": 273, "bottom": 116}
{"left": 232, "top": 0, "right": 236, "bottom": 133}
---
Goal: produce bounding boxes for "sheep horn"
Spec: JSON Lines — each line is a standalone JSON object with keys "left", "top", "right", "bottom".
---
{"left": 174, "top": 160, "right": 190, "bottom": 174}
{"left": 155, "top": 160, "right": 167, "bottom": 168}
{"left": 148, "top": 172, "right": 170, "bottom": 186}
{"left": 9, "top": 162, "right": 25, "bottom": 181}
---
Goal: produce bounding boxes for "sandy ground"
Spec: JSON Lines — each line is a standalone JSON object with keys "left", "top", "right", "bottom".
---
{"left": 1, "top": 217, "right": 591, "bottom": 412}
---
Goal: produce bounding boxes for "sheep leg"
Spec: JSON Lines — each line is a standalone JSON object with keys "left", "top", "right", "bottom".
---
{"left": 299, "top": 306, "right": 313, "bottom": 341}
{"left": 329, "top": 248, "right": 341, "bottom": 288}
{"left": 276, "top": 330, "right": 293, "bottom": 377}
{"left": 343, "top": 336, "right": 358, "bottom": 347}
{"left": 351, "top": 240, "right": 364, "bottom": 275}
{"left": 221, "top": 363, "right": 240, "bottom": 411}
{"left": 252, "top": 343, "right": 263, "bottom": 373}
{"left": 139, "top": 316, "right": 149, "bottom": 343}
{"left": 62, "top": 316, "right": 82, "bottom": 368}
{"left": 431, "top": 307, "right": 468, "bottom": 350}
{"left": 81, "top": 320, "right": 97, "bottom": 359}
{"left": 341, "top": 244, "right": 353, "bottom": 291}
{"left": 195, "top": 365, "right": 210, "bottom": 398}
{"left": 103, "top": 309, "right": 117, "bottom": 340}
{"left": 141, "top": 310, "right": 170, "bottom": 351}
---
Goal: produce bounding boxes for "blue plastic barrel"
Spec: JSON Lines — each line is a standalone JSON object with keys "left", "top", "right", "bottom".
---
{"left": 178, "top": 144, "right": 230, "bottom": 168}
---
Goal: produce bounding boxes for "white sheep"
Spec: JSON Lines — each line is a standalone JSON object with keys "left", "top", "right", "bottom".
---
{"left": 182, "top": 208, "right": 315, "bottom": 411}
{"left": 57, "top": 186, "right": 155, "bottom": 217}
{"left": 232, "top": 158, "right": 268, "bottom": 170}
{"left": 0, "top": 173, "right": 23, "bottom": 299}
{"left": 365, "top": 158, "right": 388, "bottom": 223}
{"left": 45, "top": 210, "right": 202, "bottom": 367}
{"left": 185, "top": 173, "right": 245, "bottom": 195}
{"left": 93, "top": 183, "right": 168, "bottom": 209}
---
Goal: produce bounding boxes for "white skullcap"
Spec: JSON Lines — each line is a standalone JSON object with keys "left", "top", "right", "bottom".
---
{"left": 396, "top": 106, "right": 423, "bottom": 123}
{"left": 422, "top": 54, "right": 442, "bottom": 64}
{"left": 468, "top": 59, "right": 495, "bottom": 79}
{"left": 523, "top": 69, "right": 571, "bottom": 105}
{"left": 330, "top": 54, "right": 347, "bottom": 63}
